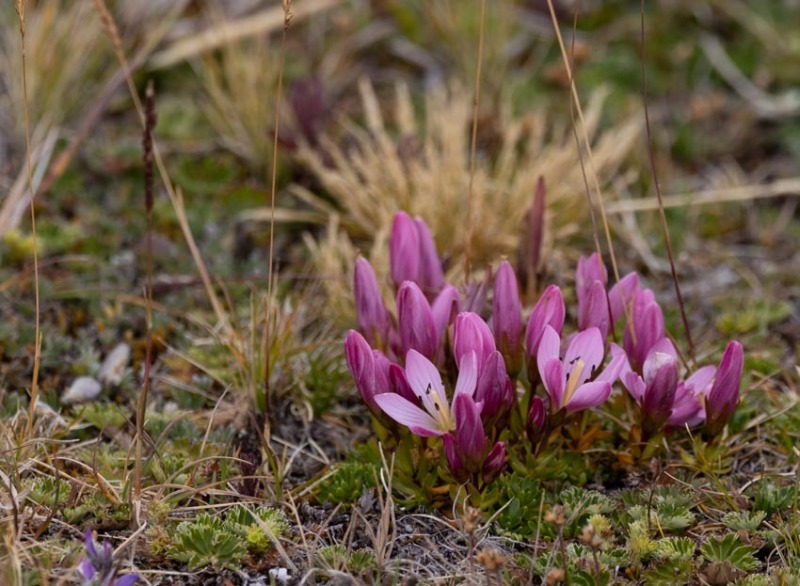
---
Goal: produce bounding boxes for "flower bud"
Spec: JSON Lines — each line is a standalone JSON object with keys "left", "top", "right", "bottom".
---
{"left": 390, "top": 212, "right": 420, "bottom": 288}
{"left": 525, "top": 285, "right": 565, "bottom": 381}
{"left": 493, "top": 261, "right": 523, "bottom": 376}
{"left": 396, "top": 281, "right": 437, "bottom": 360}
{"left": 414, "top": 217, "right": 444, "bottom": 297}
{"left": 354, "top": 257, "right": 391, "bottom": 349}
{"left": 431, "top": 284, "right": 460, "bottom": 342}
{"left": 453, "top": 393, "right": 486, "bottom": 471}
{"left": 622, "top": 289, "right": 665, "bottom": 374}
{"left": 705, "top": 341, "right": 744, "bottom": 438}
{"left": 482, "top": 442, "right": 506, "bottom": 484}
{"left": 454, "top": 312, "right": 496, "bottom": 367}
{"left": 640, "top": 351, "right": 679, "bottom": 436}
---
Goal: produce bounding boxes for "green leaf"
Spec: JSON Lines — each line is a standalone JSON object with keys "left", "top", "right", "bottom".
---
{"left": 701, "top": 534, "right": 760, "bottom": 572}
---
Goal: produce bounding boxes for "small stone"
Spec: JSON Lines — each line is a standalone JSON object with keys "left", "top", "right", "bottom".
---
{"left": 98, "top": 343, "right": 131, "bottom": 385}
{"left": 62, "top": 376, "right": 102, "bottom": 405}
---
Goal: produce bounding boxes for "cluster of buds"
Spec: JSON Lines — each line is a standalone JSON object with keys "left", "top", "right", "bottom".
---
{"left": 345, "top": 212, "right": 746, "bottom": 486}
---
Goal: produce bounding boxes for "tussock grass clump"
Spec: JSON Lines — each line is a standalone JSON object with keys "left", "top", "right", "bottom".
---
{"left": 0, "top": 1, "right": 110, "bottom": 142}
{"left": 195, "top": 34, "right": 281, "bottom": 172}
{"left": 296, "top": 79, "right": 641, "bottom": 318}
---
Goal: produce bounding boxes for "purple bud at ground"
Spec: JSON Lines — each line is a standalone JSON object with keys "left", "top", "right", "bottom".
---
{"left": 443, "top": 433, "right": 467, "bottom": 481}
{"left": 453, "top": 393, "right": 486, "bottom": 471}
{"left": 414, "top": 217, "right": 444, "bottom": 297}
{"left": 576, "top": 253, "right": 607, "bottom": 308}
{"left": 525, "top": 285, "right": 565, "bottom": 381}
{"left": 396, "top": 281, "right": 437, "bottom": 360}
{"left": 454, "top": 312, "right": 496, "bottom": 367}
{"left": 493, "top": 261, "right": 523, "bottom": 376}
{"left": 114, "top": 575, "right": 140, "bottom": 586}
{"left": 482, "top": 441, "right": 506, "bottom": 484}
{"left": 608, "top": 272, "right": 640, "bottom": 325}
{"left": 390, "top": 212, "right": 420, "bottom": 288}
{"left": 431, "top": 284, "right": 460, "bottom": 342}
{"left": 528, "top": 395, "right": 546, "bottom": 433}
{"left": 578, "top": 279, "right": 611, "bottom": 339}
{"left": 345, "top": 330, "right": 382, "bottom": 416}
{"left": 641, "top": 351, "right": 679, "bottom": 437}
{"left": 705, "top": 341, "right": 744, "bottom": 438}
{"left": 623, "top": 289, "right": 665, "bottom": 374}
{"left": 78, "top": 559, "right": 96, "bottom": 581}
{"left": 354, "top": 257, "right": 391, "bottom": 349}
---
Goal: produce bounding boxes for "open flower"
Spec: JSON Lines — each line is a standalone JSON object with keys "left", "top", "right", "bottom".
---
{"left": 537, "top": 325, "right": 624, "bottom": 413}
{"left": 374, "top": 350, "right": 478, "bottom": 436}
{"left": 621, "top": 342, "right": 679, "bottom": 436}
{"left": 78, "top": 530, "right": 139, "bottom": 586}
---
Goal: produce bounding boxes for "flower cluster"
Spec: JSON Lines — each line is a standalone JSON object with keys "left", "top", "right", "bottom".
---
{"left": 345, "top": 212, "right": 745, "bottom": 485}
{"left": 77, "top": 530, "right": 139, "bottom": 586}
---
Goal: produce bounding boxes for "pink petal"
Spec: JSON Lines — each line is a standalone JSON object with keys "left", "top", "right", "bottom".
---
{"left": 405, "top": 349, "right": 445, "bottom": 416}
{"left": 686, "top": 365, "right": 716, "bottom": 395}
{"left": 536, "top": 325, "right": 561, "bottom": 379}
{"left": 565, "top": 381, "right": 611, "bottom": 413}
{"left": 454, "top": 351, "right": 478, "bottom": 397}
{"left": 373, "top": 393, "right": 441, "bottom": 436}
{"left": 623, "top": 371, "right": 646, "bottom": 402}
{"left": 563, "top": 327, "right": 604, "bottom": 376}
{"left": 542, "top": 357, "right": 565, "bottom": 409}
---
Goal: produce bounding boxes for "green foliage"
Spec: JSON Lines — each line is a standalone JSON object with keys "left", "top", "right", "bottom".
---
{"left": 223, "top": 505, "right": 288, "bottom": 554}
{"left": 170, "top": 513, "right": 246, "bottom": 571}
{"left": 628, "top": 502, "right": 695, "bottom": 533}
{"left": 488, "top": 472, "right": 547, "bottom": 539}
{"left": 558, "top": 486, "right": 616, "bottom": 537}
{"left": 25, "top": 477, "right": 70, "bottom": 508}
{"left": 642, "top": 558, "right": 694, "bottom": 586}
{"left": 654, "top": 537, "right": 696, "bottom": 562}
{"left": 723, "top": 510, "right": 767, "bottom": 533}
{"left": 750, "top": 482, "right": 797, "bottom": 515}
{"left": 316, "top": 460, "right": 379, "bottom": 506}
{"left": 315, "top": 544, "right": 376, "bottom": 575}
{"left": 701, "top": 534, "right": 760, "bottom": 572}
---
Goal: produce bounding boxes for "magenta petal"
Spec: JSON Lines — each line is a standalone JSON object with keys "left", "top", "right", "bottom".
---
{"left": 542, "top": 357, "right": 565, "bottom": 409}
{"left": 623, "top": 371, "right": 646, "bottom": 402}
{"left": 353, "top": 256, "right": 390, "bottom": 348}
{"left": 685, "top": 365, "right": 716, "bottom": 395}
{"left": 453, "top": 393, "right": 486, "bottom": 464}
{"left": 705, "top": 341, "right": 744, "bottom": 437}
{"left": 397, "top": 281, "right": 437, "bottom": 359}
{"left": 608, "top": 272, "right": 640, "bottom": 325}
{"left": 454, "top": 312, "right": 496, "bottom": 366}
{"left": 536, "top": 325, "right": 561, "bottom": 377}
{"left": 525, "top": 285, "right": 565, "bottom": 358}
{"left": 563, "top": 327, "right": 604, "bottom": 375}
{"left": 579, "top": 280, "right": 611, "bottom": 339}
{"left": 565, "top": 381, "right": 611, "bottom": 413}
{"left": 373, "top": 393, "right": 441, "bottom": 436}
{"left": 414, "top": 217, "right": 444, "bottom": 295}
{"left": 454, "top": 351, "right": 478, "bottom": 397}
{"left": 404, "top": 349, "right": 445, "bottom": 415}
{"left": 431, "top": 285, "right": 460, "bottom": 341}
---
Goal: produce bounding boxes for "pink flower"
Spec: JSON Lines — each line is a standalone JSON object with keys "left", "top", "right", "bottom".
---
{"left": 667, "top": 365, "right": 715, "bottom": 428}
{"left": 537, "top": 325, "right": 625, "bottom": 413}
{"left": 454, "top": 312, "right": 496, "bottom": 367}
{"left": 705, "top": 341, "right": 744, "bottom": 438}
{"left": 622, "top": 288, "right": 666, "bottom": 374}
{"left": 373, "top": 350, "right": 478, "bottom": 437}
{"left": 344, "top": 330, "right": 383, "bottom": 416}
{"left": 353, "top": 257, "right": 391, "bottom": 349}
{"left": 492, "top": 261, "right": 523, "bottom": 376}
{"left": 389, "top": 212, "right": 444, "bottom": 298}
{"left": 621, "top": 340, "right": 679, "bottom": 435}
{"left": 525, "top": 285, "right": 565, "bottom": 382}
{"left": 396, "top": 281, "right": 437, "bottom": 360}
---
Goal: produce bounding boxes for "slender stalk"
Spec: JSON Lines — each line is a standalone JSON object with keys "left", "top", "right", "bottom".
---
{"left": 15, "top": 1, "right": 42, "bottom": 439}
{"left": 464, "top": 0, "right": 487, "bottom": 280}
{"left": 640, "top": 0, "right": 695, "bottom": 363}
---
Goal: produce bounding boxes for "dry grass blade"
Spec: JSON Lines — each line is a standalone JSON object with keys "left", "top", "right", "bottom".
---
{"left": 148, "top": 0, "right": 342, "bottom": 70}
{"left": 606, "top": 177, "right": 800, "bottom": 214}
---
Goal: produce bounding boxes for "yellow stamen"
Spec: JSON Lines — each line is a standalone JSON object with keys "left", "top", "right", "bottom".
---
{"left": 430, "top": 390, "right": 455, "bottom": 431}
{"left": 563, "top": 359, "right": 585, "bottom": 407}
